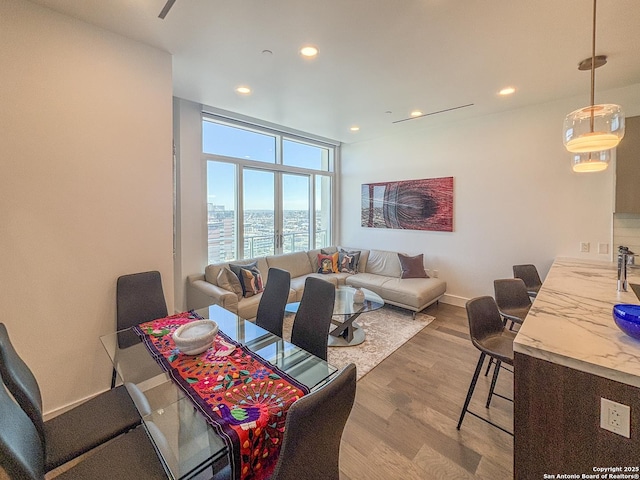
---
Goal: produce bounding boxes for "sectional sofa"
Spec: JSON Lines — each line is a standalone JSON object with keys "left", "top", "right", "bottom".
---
{"left": 187, "top": 246, "right": 447, "bottom": 319}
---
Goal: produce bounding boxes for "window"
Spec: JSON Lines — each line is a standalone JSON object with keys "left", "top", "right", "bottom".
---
{"left": 204, "top": 116, "right": 337, "bottom": 264}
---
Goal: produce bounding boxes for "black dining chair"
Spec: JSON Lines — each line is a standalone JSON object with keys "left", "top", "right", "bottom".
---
{"left": 112, "top": 271, "right": 168, "bottom": 388}
{"left": 290, "top": 277, "right": 336, "bottom": 361}
{"left": 0, "top": 368, "right": 168, "bottom": 480}
{"left": 513, "top": 264, "right": 543, "bottom": 298}
{"left": 213, "top": 363, "right": 357, "bottom": 480}
{"left": 255, "top": 268, "right": 291, "bottom": 338}
{"left": 0, "top": 323, "right": 142, "bottom": 472}
{"left": 457, "top": 296, "right": 515, "bottom": 436}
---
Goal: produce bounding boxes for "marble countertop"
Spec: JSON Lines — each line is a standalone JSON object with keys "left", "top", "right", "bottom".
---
{"left": 514, "top": 257, "right": 640, "bottom": 387}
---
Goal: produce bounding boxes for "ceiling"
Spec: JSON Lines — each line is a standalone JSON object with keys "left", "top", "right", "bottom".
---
{"left": 29, "top": 0, "right": 640, "bottom": 144}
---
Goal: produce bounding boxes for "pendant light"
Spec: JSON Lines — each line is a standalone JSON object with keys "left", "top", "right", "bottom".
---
{"left": 563, "top": 0, "right": 624, "bottom": 172}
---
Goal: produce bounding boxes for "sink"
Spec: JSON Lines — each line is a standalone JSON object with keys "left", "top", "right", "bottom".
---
{"left": 631, "top": 283, "right": 640, "bottom": 301}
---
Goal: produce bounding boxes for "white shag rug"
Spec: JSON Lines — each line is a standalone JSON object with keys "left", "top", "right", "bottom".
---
{"left": 282, "top": 305, "right": 435, "bottom": 381}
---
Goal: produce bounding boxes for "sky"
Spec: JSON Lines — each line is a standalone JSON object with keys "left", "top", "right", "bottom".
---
{"left": 204, "top": 120, "right": 329, "bottom": 210}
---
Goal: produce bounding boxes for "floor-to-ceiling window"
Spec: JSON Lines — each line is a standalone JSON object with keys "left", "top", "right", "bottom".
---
{"left": 203, "top": 115, "right": 337, "bottom": 264}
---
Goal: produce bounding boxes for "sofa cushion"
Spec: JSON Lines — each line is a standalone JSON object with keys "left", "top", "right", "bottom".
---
{"left": 379, "top": 277, "right": 446, "bottom": 309}
{"left": 205, "top": 263, "right": 227, "bottom": 285}
{"left": 338, "top": 249, "right": 361, "bottom": 274}
{"left": 317, "top": 252, "right": 339, "bottom": 274}
{"left": 266, "top": 251, "right": 313, "bottom": 278}
{"left": 216, "top": 267, "right": 243, "bottom": 300}
{"left": 398, "top": 253, "right": 428, "bottom": 279}
{"left": 239, "top": 265, "right": 264, "bottom": 297}
{"left": 365, "top": 249, "right": 402, "bottom": 277}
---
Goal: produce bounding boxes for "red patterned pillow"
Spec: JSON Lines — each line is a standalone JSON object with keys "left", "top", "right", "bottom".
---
{"left": 317, "top": 253, "right": 339, "bottom": 274}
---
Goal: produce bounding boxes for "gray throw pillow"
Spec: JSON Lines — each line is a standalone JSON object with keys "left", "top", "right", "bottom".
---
{"left": 398, "top": 253, "right": 428, "bottom": 279}
{"left": 339, "top": 249, "right": 361, "bottom": 274}
{"left": 229, "top": 261, "right": 258, "bottom": 297}
{"left": 217, "top": 267, "right": 243, "bottom": 300}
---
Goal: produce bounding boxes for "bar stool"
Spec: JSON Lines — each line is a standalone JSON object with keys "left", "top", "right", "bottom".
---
{"left": 457, "top": 296, "right": 515, "bottom": 436}
{"left": 513, "top": 264, "right": 542, "bottom": 298}
{"left": 494, "top": 278, "right": 532, "bottom": 327}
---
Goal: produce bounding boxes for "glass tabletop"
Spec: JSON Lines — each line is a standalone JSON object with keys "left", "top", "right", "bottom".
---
{"left": 100, "top": 305, "right": 337, "bottom": 479}
{"left": 333, "top": 286, "right": 384, "bottom": 317}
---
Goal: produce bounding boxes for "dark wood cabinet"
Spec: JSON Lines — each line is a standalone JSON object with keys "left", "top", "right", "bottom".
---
{"left": 615, "top": 115, "right": 640, "bottom": 213}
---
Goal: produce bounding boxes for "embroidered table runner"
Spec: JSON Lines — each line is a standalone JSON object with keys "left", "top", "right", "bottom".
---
{"left": 133, "top": 311, "right": 309, "bottom": 480}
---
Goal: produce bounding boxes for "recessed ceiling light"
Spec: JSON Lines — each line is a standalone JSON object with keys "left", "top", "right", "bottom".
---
{"left": 300, "top": 45, "right": 319, "bottom": 58}
{"left": 499, "top": 87, "right": 516, "bottom": 96}
{"left": 350, "top": 126, "right": 360, "bottom": 132}
{"left": 410, "top": 110, "right": 423, "bottom": 117}
{"left": 236, "top": 86, "right": 251, "bottom": 95}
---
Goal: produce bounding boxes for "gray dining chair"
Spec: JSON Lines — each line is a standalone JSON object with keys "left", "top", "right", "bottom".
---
{"left": 0, "top": 323, "right": 141, "bottom": 472}
{"left": 457, "top": 296, "right": 515, "bottom": 436}
{"left": 290, "top": 277, "right": 336, "bottom": 361}
{"left": 212, "top": 363, "right": 357, "bottom": 480}
{"left": 255, "top": 267, "right": 291, "bottom": 338}
{"left": 112, "top": 271, "right": 168, "bottom": 388}
{"left": 0, "top": 369, "right": 168, "bottom": 480}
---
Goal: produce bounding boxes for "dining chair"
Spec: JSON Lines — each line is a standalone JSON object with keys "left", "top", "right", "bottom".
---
{"left": 112, "top": 270, "right": 168, "bottom": 388}
{"left": 0, "top": 323, "right": 142, "bottom": 472}
{"left": 290, "top": 277, "right": 336, "bottom": 361}
{"left": 212, "top": 363, "right": 357, "bottom": 480}
{"left": 255, "top": 267, "right": 291, "bottom": 338}
{"left": 457, "top": 296, "right": 515, "bottom": 436}
{"left": 513, "top": 264, "right": 543, "bottom": 298}
{"left": 0, "top": 369, "right": 168, "bottom": 480}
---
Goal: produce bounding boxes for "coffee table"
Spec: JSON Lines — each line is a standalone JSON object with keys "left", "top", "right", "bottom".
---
{"left": 286, "top": 286, "right": 384, "bottom": 347}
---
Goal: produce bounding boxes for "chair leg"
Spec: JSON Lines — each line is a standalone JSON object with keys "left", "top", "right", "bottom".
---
{"left": 484, "top": 357, "right": 493, "bottom": 376}
{"left": 486, "top": 359, "right": 502, "bottom": 408}
{"left": 457, "top": 352, "right": 486, "bottom": 430}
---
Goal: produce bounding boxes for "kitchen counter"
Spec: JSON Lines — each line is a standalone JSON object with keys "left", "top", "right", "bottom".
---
{"left": 514, "top": 256, "right": 640, "bottom": 387}
{"left": 513, "top": 257, "right": 640, "bottom": 478}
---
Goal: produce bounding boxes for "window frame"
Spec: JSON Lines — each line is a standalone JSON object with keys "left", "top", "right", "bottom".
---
{"left": 202, "top": 113, "right": 339, "bottom": 263}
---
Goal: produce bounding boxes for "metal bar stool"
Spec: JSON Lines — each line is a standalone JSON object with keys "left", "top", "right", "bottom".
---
{"left": 457, "top": 296, "right": 515, "bottom": 436}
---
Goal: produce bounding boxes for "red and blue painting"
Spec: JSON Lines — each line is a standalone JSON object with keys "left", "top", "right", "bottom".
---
{"left": 361, "top": 177, "right": 453, "bottom": 232}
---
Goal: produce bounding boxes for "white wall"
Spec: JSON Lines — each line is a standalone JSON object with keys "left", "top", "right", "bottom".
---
{"left": 341, "top": 84, "right": 640, "bottom": 305}
{"left": 0, "top": 0, "right": 174, "bottom": 414}
{"left": 173, "top": 98, "right": 207, "bottom": 310}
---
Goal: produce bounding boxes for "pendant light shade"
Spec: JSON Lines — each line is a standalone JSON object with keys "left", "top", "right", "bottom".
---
{"left": 564, "top": 104, "right": 624, "bottom": 153}
{"left": 571, "top": 149, "right": 612, "bottom": 173}
{"left": 563, "top": 0, "right": 625, "bottom": 171}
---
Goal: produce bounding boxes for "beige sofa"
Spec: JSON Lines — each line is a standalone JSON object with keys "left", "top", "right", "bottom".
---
{"left": 187, "top": 247, "right": 446, "bottom": 319}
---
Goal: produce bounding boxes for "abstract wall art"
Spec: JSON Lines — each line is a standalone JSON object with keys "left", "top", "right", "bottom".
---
{"left": 361, "top": 177, "right": 453, "bottom": 232}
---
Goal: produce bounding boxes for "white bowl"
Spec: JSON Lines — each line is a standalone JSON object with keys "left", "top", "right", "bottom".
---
{"left": 172, "top": 320, "right": 219, "bottom": 355}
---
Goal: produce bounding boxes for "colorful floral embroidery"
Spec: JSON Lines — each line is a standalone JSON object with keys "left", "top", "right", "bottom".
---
{"left": 134, "top": 311, "right": 308, "bottom": 480}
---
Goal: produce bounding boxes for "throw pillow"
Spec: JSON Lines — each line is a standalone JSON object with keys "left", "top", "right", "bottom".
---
{"left": 339, "top": 249, "right": 361, "bottom": 274}
{"left": 317, "top": 253, "right": 339, "bottom": 274}
{"left": 217, "top": 267, "right": 243, "bottom": 300}
{"left": 398, "top": 253, "right": 429, "bottom": 279}
{"left": 229, "top": 261, "right": 258, "bottom": 296}
{"left": 239, "top": 265, "right": 264, "bottom": 297}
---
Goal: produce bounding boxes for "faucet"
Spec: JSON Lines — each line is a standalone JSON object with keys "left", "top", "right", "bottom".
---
{"left": 618, "top": 246, "right": 635, "bottom": 292}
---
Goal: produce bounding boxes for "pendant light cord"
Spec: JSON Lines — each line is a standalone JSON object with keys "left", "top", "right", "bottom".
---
{"left": 590, "top": 0, "right": 597, "bottom": 131}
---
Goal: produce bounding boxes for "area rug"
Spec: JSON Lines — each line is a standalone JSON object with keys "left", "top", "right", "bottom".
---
{"left": 282, "top": 305, "right": 435, "bottom": 381}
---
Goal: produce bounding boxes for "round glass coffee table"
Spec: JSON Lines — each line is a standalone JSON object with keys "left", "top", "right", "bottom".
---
{"left": 285, "top": 285, "right": 384, "bottom": 347}
{"left": 330, "top": 286, "right": 384, "bottom": 347}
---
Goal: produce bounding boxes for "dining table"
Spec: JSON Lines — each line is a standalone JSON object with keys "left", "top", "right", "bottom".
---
{"left": 100, "top": 304, "right": 337, "bottom": 480}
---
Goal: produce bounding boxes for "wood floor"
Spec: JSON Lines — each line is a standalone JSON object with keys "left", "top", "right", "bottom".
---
{"left": 339, "top": 302, "right": 514, "bottom": 480}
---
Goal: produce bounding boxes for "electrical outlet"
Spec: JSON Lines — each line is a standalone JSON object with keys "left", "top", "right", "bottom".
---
{"left": 580, "top": 242, "right": 590, "bottom": 253}
{"left": 598, "top": 243, "right": 609, "bottom": 254}
{"left": 601, "top": 398, "right": 631, "bottom": 438}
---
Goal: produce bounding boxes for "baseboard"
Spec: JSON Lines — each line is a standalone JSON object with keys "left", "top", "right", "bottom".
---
{"left": 440, "top": 293, "right": 468, "bottom": 308}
